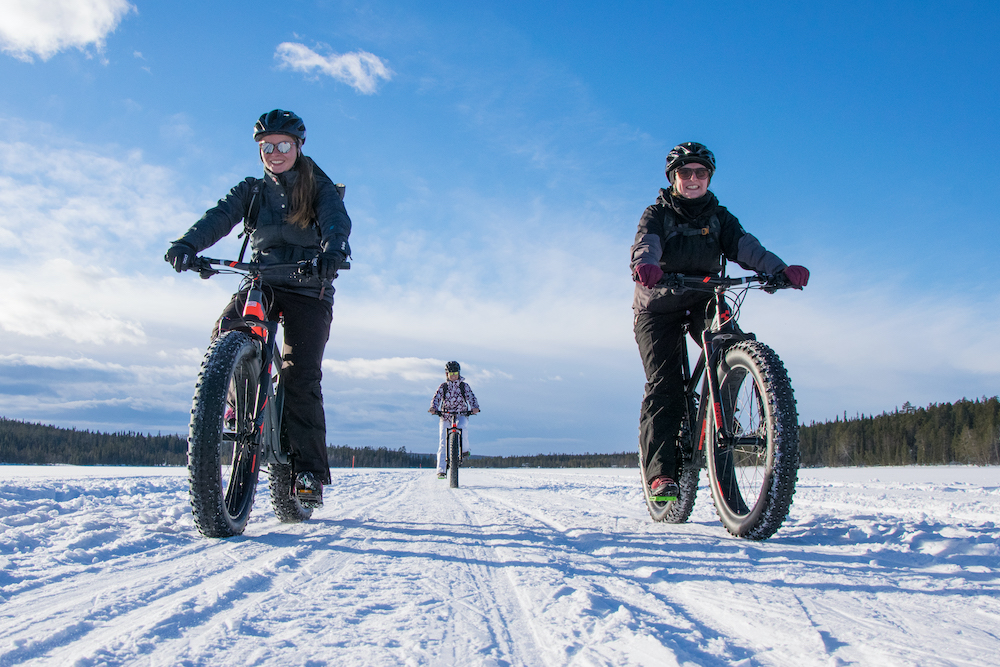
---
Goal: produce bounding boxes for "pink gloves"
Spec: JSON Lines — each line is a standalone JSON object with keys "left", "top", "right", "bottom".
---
{"left": 783, "top": 265, "right": 810, "bottom": 287}
{"left": 634, "top": 264, "right": 664, "bottom": 288}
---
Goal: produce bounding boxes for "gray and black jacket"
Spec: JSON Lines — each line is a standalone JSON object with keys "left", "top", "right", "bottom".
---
{"left": 175, "top": 160, "right": 352, "bottom": 302}
{"left": 630, "top": 188, "right": 786, "bottom": 314}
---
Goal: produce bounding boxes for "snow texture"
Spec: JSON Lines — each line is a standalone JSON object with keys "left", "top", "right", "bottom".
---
{"left": 1, "top": 465, "right": 998, "bottom": 666}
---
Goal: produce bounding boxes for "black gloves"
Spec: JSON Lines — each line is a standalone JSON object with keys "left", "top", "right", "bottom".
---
{"left": 316, "top": 251, "right": 345, "bottom": 281}
{"left": 165, "top": 241, "right": 197, "bottom": 273}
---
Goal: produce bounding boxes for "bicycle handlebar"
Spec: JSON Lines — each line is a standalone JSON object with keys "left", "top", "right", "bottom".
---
{"left": 190, "top": 256, "right": 351, "bottom": 279}
{"left": 656, "top": 272, "right": 796, "bottom": 293}
{"left": 431, "top": 410, "right": 474, "bottom": 418}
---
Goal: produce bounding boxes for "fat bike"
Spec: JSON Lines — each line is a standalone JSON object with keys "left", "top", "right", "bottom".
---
{"left": 182, "top": 256, "right": 345, "bottom": 537}
{"left": 641, "top": 272, "right": 800, "bottom": 540}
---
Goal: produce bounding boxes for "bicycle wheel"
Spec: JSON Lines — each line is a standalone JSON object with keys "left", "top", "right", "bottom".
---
{"left": 267, "top": 462, "right": 314, "bottom": 523}
{"left": 188, "top": 331, "right": 263, "bottom": 537}
{"left": 706, "top": 340, "right": 799, "bottom": 540}
{"left": 642, "top": 453, "right": 700, "bottom": 523}
{"left": 448, "top": 429, "right": 460, "bottom": 488}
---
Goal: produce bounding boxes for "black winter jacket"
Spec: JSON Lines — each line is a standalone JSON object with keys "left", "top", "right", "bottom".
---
{"left": 630, "top": 189, "right": 786, "bottom": 314}
{"left": 177, "top": 160, "right": 352, "bottom": 302}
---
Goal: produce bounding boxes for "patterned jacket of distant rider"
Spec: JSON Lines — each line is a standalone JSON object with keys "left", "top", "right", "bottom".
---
{"left": 430, "top": 379, "right": 480, "bottom": 415}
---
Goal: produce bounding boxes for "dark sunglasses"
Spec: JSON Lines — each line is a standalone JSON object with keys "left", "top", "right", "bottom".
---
{"left": 676, "top": 167, "right": 711, "bottom": 180}
{"left": 260, "top": 141, "right": 295, "bottom": 154}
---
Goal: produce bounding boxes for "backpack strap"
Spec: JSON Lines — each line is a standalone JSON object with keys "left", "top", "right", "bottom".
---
{"left": 237, "top": 179, "right": 263, "bottom": 263}
{"left": 662, "top": 211, "right": 720, "bottom": 243}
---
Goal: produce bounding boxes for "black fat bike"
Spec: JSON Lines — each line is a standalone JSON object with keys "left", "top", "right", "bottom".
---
{"left": 183, "top": 256, "right": 344, "bottom": 538}
{"left": 642, "top": 272, "right": 801, "bottom": 540}
{"left": 433, "top": 411, "right": 472, "bottom": 488}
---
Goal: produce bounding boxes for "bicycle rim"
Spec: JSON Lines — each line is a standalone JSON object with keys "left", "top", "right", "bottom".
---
{"left": 221, "top": 347, "right": 261, "bottom": 523}
{"left": 189, "top": 332, "right": 262, "bottom": 537}
{"left": 707, "top": 340, "right": 799, "bottom": 539}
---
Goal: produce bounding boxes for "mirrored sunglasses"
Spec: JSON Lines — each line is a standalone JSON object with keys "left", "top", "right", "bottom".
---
{"left": 260, "top": 141, "right": 294, "bottom": 154}
{"left": 676, "top": 167, "right": 711, "bottom": 180}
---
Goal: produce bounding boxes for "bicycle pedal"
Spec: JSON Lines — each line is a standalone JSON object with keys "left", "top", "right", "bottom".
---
{"left": 295, "top": 489, "right": 323, "bottom": 508}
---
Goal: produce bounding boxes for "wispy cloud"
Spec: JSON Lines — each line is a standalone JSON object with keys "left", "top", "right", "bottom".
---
{"left": 0, "top": 0, "right": 134, "bottom": 62}
{"left": 324, "top": 357, "right": 445, "bottom": 382}
{"left": 274, "top": 42, "right": 392, "bottom": 94}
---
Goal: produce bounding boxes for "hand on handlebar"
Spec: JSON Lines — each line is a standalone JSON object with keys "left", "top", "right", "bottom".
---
{"left": 165, "top": 241, "right": 198, "bottom": 273}
{"left": 634, "top": 264, "right": 664, "bottom": 289}
{"left": 782, "top": 265, "right": 809, "bottom": 288}
{"left": 297, "top": 252, "right": 346, "bottom": 282}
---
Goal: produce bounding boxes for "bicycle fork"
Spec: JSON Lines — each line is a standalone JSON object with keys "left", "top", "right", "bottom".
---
{"left": 239, "top": 287, "right": 288, "bottom": 466}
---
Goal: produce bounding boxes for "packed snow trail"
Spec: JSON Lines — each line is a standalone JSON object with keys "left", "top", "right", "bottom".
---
{"left": 1, "top": 465, "right": 998, "bottom": 666}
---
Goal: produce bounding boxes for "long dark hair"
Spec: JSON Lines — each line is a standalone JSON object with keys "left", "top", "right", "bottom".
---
{"left": 287, "top": 153, "right": 317, "bottom": 229}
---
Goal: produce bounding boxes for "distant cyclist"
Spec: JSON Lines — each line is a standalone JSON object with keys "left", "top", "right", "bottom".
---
{"left": 165, "top": 109, "right": 351, "bottom": 508}
{"left": 428, "top": 361, "right": 480, "bottom": 479}
{"left": 630, "top": 142, "right": 809, "bottom": 501}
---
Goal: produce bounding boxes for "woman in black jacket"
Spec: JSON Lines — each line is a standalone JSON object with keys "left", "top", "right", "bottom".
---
{"left": 630, "top": 142, "right": 808, "bottom": 501}
{"left": 165, "top": 109, "right": 351, "bottom": 508}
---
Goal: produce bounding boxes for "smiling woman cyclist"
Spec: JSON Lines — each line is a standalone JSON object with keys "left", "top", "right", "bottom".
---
{"left": 630, "top": 141, "right": 809, "bottom": 502}
{"left": 165, "top": 109, "right": 351, "bottom": 509}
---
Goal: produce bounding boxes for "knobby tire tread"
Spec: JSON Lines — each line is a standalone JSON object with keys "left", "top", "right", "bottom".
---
{"left": 642, "top": 453, "right": 699, "bottom": 523}
{"left": 707, "top": 340, "right": 799, "bottom": 540}
{"left": 268, "top": 462, "right": 313, "bottom": 523}
{"left": 448, "top": 430, "right": 460, "bottom": 488}
{"left": 188, "top": 331, "right": 261, "bottom": 538}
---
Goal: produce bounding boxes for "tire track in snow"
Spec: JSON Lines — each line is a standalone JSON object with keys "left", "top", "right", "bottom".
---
{"left": 453, "top": 470, "right": 757, "bottom": 666}
{"left": 0, "top": 472, "right": 403, "bottom": 665}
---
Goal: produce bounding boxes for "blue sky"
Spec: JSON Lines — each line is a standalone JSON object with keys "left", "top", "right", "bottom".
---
{"left": 1, "top": 1, "right": 999, "bottom": 456}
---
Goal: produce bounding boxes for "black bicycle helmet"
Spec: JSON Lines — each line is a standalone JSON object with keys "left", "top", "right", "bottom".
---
{"left": 445, "top": 361, "right": 461, "bottom": 373}
{"left": 665, "top": 142, "right": 715, "bottom": 176}
{"left": 253, "top": 109, "right": 307, "bottom": 144}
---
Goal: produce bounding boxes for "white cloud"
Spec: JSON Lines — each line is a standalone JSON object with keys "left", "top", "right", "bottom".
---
{"left": 274, "top": 42, "right": 392, "bottom": 94}
{"left": 324, "top": 356, "right": 445, "bottom": 381}
{"left": 0, "top": 0, "right": 134, "bottom": 62}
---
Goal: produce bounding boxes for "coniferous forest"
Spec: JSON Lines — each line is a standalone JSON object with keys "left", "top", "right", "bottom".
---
{"left": 2, "top": 396, "right": 999, "bottom": 468}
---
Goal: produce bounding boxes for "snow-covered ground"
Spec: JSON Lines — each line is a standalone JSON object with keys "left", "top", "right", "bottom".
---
{"left": 1, "top": 464, "right": 998, "bottom": 666}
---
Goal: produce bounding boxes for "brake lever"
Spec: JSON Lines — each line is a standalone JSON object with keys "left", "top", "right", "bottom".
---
{"left": 761, "top": 273, "right": 792, "bottom": 294}
{"left": 190, "top": 257, "right": 218, "bottom": 279}
{"left": 296, "top": 258, "right": 319, "bottom": 281}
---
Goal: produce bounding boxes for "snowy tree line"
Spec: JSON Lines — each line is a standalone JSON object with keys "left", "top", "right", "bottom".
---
{"left": 798, "top": 396, "right": 1000, "bottom": 466}
{"left": 3, "top": 396, "right": 999, "bottom": 467}
{"left": 0, "top": 418, "right": 188, "bottom": 466}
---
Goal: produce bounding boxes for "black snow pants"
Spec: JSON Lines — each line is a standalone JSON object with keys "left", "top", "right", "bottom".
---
{"left": 634, "top": 301, "right": 712, "bottom": 483}
{"left": 216, "top": 287, "right": 334, "bottom": 484}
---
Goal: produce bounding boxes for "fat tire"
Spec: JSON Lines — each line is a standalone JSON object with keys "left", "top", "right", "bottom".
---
{"left": 188, "top": 331, "right": 262, "bottom": 538}
{"left": 706, "top": 340, "right": 799, "bottom": 540}
{"left": 448, "top": 429, "right": 460, "bottom": 488}
{"left": 267, "top": 462, "right": 313, "bottom": 523}
{"left": 641, "top": 453, "right": 700, "bottom": 523}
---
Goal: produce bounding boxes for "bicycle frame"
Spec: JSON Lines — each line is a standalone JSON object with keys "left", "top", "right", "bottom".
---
{"left": 200, "top": 257, "right": 310, "bottom": 468}
{"left": 224, "top": 282, "right": 288, "bottom": 466}
{"left": 671, "top": 274, "right": 768, "bottom": 469}
{"left": 440, "top": 411, "right": 470, "bottom": 468}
